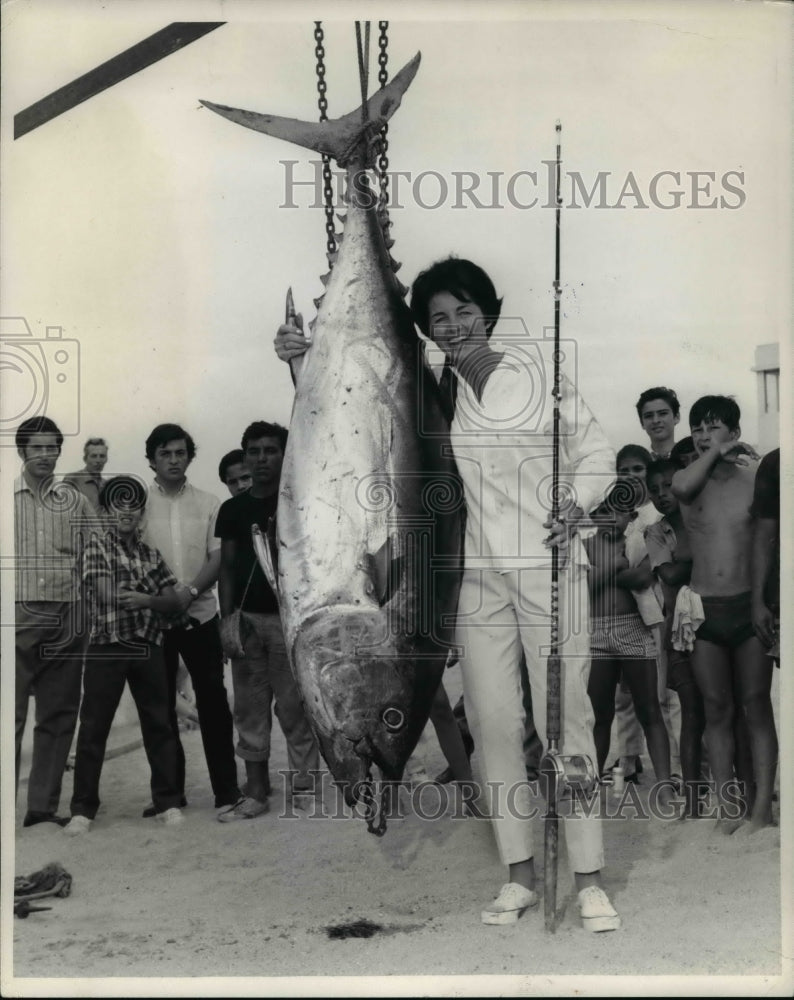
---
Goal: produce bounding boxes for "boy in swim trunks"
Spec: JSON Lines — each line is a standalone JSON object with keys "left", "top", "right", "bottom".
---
{"left": 645, "top": 460, "right": 705, "bottom": 818}
{"left": 672, "top": 396, "right": 778, "bottom": 832}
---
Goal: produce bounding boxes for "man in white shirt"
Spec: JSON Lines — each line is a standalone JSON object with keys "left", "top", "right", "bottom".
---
{"left": 142, "top": 423, "right": 240, "bottom": 813}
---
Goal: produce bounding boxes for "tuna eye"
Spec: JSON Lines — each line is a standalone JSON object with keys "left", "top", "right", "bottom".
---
{"left": 381, "top": 707, "right": 405, "bottom": 732}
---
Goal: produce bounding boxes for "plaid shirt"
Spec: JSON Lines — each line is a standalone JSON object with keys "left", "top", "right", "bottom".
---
{"left": 82, "top": 525, "right": 183, "bottom": 645}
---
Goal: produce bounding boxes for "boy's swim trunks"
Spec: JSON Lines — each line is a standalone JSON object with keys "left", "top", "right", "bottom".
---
{"left": 695, "top": 592, "right": 755, "bottom": 649}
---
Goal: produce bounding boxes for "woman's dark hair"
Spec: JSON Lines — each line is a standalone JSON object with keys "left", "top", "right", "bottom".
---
{"left": 410, "top": 257, "right": 502, "bottom": 339}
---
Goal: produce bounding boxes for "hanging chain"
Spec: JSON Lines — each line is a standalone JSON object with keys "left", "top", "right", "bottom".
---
{"left": 377, "top": 21, "right": 390, "bottom": 209}
{"left": 314, "top": 21, "right": 337, "bottom": 261}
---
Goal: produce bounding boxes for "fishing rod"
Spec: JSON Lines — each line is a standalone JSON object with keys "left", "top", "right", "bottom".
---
{"left": 539, "top": 121, "right": 597, "bottom": 933}
{"left": 542, "top": 119, "right": 564, "bottom": 934}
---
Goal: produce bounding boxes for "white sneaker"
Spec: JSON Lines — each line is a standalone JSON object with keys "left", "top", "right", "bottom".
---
{"left": 481, "top": 882, "right": 539, "bottom": 925}
{"left": 578, "top": 885, "right": 621, "bottom": 932}
{"left": 63, "top": 815, "right": 92, "bottom": 836}
{"left": 157, "top": 807, "right": 184, "bottom": 827}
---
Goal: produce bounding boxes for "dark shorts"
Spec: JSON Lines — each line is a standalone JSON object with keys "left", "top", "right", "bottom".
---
{"left": 695, "top": 592, "right": 755, "bottom": 649}
{"left": 666, "top": 647, "right": 695, "bottom": 691}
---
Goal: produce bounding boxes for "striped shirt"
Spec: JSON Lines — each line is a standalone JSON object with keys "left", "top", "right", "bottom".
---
{"left": 14, "top": 475, "right": 95, "bottom": 603}
{"left": 82, "top": 526, "right": 180, "bottom": 645}
{"left": 141, "top": 480, "right": 221, "bottom": 625}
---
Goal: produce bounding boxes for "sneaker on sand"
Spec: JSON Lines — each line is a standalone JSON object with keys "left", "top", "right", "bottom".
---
{"left": 481, "top": 883, "right": 539, "bottom": 925}
{"left": 578, "top": 885, "right": 621, "bottom": 932}
{"left": 63, "top": 816, "right": 92, "bottom": 836}
{"left": 156, "top": 807, "right": 184, "bottom": 827}
{"left": 217, "top": 796, "right": 269, "bottom": 823}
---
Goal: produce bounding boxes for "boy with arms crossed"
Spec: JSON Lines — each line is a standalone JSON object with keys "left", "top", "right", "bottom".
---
{"left": 584, "top": 481, "right": 675, "bottom": 810}
{"left": 65, "top": 477, "right": 185, "bottom": 833}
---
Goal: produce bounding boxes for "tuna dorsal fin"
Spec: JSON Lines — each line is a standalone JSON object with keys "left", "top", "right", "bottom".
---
{"left": 364, "top": 536, "right": 404, "bottom": 609}
{"left": 200, "top": 53, "right": 421, "bottom": 166}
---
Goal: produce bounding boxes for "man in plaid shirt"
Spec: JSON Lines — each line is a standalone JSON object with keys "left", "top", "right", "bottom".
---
{"left": 64, "top": 476, "right": 186, "bottom": 834}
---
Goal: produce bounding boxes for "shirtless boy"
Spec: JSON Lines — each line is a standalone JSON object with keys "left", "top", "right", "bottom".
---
{"left": 672, "top": 396, "right": 777, "bottom": 832}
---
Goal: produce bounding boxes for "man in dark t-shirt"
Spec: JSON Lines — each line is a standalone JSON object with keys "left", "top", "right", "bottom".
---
{"left": 215, "top": 421, "right": 320, "bottom": 821}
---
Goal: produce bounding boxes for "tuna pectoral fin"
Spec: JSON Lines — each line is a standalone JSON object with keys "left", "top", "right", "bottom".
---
{"left": 199, "top": 52, "right": 420, "bottom": 164}
{"left": 252, "top": 522, "right": 278, "bottom": 598}
{"left": 365, "top": 537, "right": 404, "bottom": 609}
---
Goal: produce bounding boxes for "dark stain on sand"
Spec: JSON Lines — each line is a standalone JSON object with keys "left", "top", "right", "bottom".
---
{"left": 324, "top": 918, "right": 424, "bottom": 940}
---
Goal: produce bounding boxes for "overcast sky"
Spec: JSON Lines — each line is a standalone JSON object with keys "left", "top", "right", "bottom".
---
{"left": 1, "top": 0, "right": 789, "bottom": 503}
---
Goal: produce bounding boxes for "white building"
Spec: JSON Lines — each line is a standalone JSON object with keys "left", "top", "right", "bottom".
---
{"left": 752, "top": 343, "right": 779, "bottom": 454}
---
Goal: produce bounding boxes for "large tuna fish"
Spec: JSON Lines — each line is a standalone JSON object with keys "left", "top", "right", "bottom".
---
{"left": 201, "top": 54, "right": 463, "bottom": 812}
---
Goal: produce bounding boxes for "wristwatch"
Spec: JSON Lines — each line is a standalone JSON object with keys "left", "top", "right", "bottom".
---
{"left": 187, "top": 585, "right": 199, "bottom": 598}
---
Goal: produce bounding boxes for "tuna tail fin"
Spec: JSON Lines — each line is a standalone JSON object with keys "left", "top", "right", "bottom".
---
{"left": 200, "top": 52, "right": 420, "bottom": 166}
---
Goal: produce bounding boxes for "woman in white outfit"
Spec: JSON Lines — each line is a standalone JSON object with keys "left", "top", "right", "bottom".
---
{"left": 409, "top": 257, "right": 620, "bottom": 932}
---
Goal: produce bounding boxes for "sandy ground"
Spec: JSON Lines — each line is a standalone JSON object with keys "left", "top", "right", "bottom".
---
{"left": 5, "top": 667, "right": 790, "bottom": 997}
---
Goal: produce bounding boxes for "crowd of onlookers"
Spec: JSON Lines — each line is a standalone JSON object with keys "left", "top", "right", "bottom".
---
{"left": 14, "top": 417, "right": 319, "bottom": 835}
{"left": 13, "top": 274, "right": 780, "bottom": 935}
